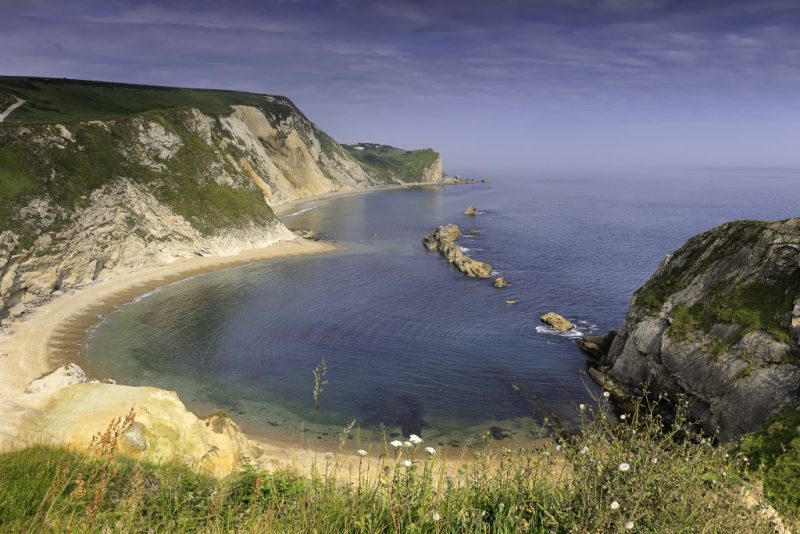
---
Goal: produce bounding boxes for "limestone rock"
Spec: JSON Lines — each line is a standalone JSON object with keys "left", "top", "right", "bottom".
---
{"left": 577, "top": 331, "right": 616, "bottom": 359}
{"left": 422, "top": 225, "right": 492, "bottom": 278}
{"left": 464, "top": 205, "right": 479, "bottom": 216}
{"left": 24, "top": 363, "right": 87, "bottom": 394}
{"left": 540, "top": 312, "right": 575, "bottom": 332}
{"left": 493, "top": 277, "right": 508, "bottom": 288}
{"left": 28, "top": 382, "right": 252, "bottom": 477}
{"left": 599, "top": 218, "right": 800, "bottom": 440}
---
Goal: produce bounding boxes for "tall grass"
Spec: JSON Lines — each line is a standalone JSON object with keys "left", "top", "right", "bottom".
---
{"left": 0, "top": 395, "right": 788, "bottom": 532}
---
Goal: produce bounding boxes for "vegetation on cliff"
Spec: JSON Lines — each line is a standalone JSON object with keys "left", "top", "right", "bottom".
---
{"left": 0, "top": 396, "right": 785, "bottom": 532}
{"left": 343, "top": 143, "right": 441, "bottom": 184}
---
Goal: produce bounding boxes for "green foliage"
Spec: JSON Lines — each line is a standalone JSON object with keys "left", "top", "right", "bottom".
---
{"left": 0, "top": 397, "right": 785, "bottom": 532}
{"left": 635, "top": 220, "right": 766, "bottom": 313}
{"left": 344, "top": 143, "right": 439, "bottom": 184}
{"left": 0, "top": 76, "right": 296, "bottom": 124}
{"left": 740, "top": 406, "right": 800, "bottom": 513}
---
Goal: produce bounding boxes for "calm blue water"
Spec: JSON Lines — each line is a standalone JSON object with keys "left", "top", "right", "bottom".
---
{"left": 82, "top": 168, "right": 800, "bottom": 447}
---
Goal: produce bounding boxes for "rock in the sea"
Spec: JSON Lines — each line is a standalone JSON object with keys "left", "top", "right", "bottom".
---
{"left": 493, "top": 277, "right": 508, "bottom": 288}
{"left": 422, "top": 225, "right": 492, "bottom": 278}
{"left": 294, "top": 229, "right": 320, "bottom": 241}
{"left": 464, "top": 205, "right": 479, "bottom": 216}
{"left": 577, "top": 331, "right": 616, "bottom": 359}
{"left": 540, "top": 312, "right": 575, "bottom": 332}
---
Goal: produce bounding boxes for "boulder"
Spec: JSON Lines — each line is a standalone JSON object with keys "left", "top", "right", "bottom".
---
{"left": 464, "top": 205, "right": 479, "bottom": 216}
{"left": 577, "top": 331, "right": 617, "bottom": 359}
{"left": 540, "top": 312, "right": 575, "bottom": 332}
{"left": 24, "top": 363, "right": 87, "bottom": 394}
{"left": 493, "top": 277, "right": 508, "bottom": 288}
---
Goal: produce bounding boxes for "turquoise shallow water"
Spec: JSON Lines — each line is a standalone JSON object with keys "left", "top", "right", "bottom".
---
{"left": 82, "top": 169, "right": 800, "bottom": 447}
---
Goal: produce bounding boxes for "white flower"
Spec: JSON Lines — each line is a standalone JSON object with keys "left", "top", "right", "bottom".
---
{"left": 424, "top": 446, "right": 436, "bottom": 456}
{"left": 625, "top": 521, "right": 634, "bottom": 530}
{"left": 620, "top": 414, "right": 626, "bottom": 420}
{"left": 610, "top": 500, "right": 620, "bottom": 510}
{"left": 619, "top": 462, "right": 631, "bottom": 472}
{"left": 403, "top": 460, "right": 413, "bottom": 468}
{"left": 432, "top": 511, "right": 441, "bottom": 522}
{"left": 324, "top": 452, "right": 334, "bottom": 459}
{"left": 403, "top": 440, "right": 413, "bottom": 448}
{"left": 651, "top": 457, "right": 658, "bottom": 464}
{"left": 603, "top": 391, "right": 610, "bottom": 398}
{"left": 356, "top": 449, "right": 367, "bottom": 457}
{"left": 409, "top": 434, "right": 423, "bottom": 445}
{"left": 580, "top": 446, "right": 589, "bottom": 455}
{"left": 390, "top": 440, "right": 403, "bottom": 449}
{"left": 579, "top": 403, "right": 586, "bottom": 411}
{"left": 555, "top": 445, "right": 562, "bottom": 452}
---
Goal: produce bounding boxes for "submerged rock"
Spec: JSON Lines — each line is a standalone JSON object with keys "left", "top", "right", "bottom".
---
{"left": 493, "top": 277, "right": 508, "bottom": 288}
{"left": 540, "top": 312, "right": 575, "bottom": 332}
{"left": 464, "top": 205, "right": 479, "bottom": 216}
{"left": 422, "top": 224, "right": 492, "bottom": 278}
{"left": 577, "top": 331, "right": 616, "bottom": 359}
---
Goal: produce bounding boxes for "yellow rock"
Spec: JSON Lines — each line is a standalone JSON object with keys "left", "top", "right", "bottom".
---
{"left": 28, "top": 383, "right": 250, "bottom": 477}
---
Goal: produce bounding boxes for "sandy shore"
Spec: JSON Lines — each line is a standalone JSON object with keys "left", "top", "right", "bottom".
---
{"left": 0, "top": 240, "right": 334, "bottom": 447}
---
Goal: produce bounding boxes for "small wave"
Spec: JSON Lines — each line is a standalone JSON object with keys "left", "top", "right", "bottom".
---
{"left": 131, "top": 288, "right": 162, "bottom": 304}
{"left": 490, "top": 270, "right": 500, "bottom": 276}
{"left": 460, "top": 246, "right": 470, "bottom": 252}
{"left": 535, "top": 325, "right": 585, "bottom": 339}
{"left": 286, "top": 205, "right": 318, "bottom": 217}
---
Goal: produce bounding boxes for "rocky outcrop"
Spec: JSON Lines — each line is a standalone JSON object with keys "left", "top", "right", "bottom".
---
{"left": 422, "top": 224, "right": 492, "bottom": 278}
{"left": 493, "top": 277, "right": 508, "bottom": 288}
{"left": 578, "top": 332, "right": 616, "bottom": 360}
{"left": 540, "top": 312, "right": 575, "bottom": 332}
{"left": 21, "top": 364, "right": 251, "bottom": 477}
{"left": 599, "top": 218, "right": 800, "bottom": 440}
{"left": 0, "top": 80, "right": 446, "bottom": 321}
{"left": 464, "top": 205, "right": 479, "bottom": 216}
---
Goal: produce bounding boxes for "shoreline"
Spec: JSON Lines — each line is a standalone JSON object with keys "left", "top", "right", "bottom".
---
{"left": 0, "top": 239, "right": 335, "bottom": 450}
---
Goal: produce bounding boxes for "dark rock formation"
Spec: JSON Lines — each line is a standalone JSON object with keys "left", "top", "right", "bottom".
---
{"left": 598, "top": 218, "right": 800, "bottom": 440}
{"left": 464, "top": 205, "right": 479, "bottom": 216}
{"left": 577, "top": 331, "right": 616, "bottom": 359}
{"left": 493, "top": 277, "right": 508, "bottom": 288}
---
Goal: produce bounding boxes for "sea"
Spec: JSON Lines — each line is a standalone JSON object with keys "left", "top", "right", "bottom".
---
{"left": 80, "top": 168, "right": 800, "bottom": 449}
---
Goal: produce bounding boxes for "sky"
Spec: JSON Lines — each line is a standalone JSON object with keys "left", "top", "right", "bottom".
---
{"left": 1, "top": 0, "right": 799, "bottom": 175}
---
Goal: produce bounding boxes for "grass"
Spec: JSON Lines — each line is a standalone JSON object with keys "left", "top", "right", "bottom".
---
{"left": 634, "top": 220, "right": 766, "bottom": 313}
{"left": 667, "top": 271, "right": 800, "bottom": 358}
{"left": 344, "top": 143, "right": 439, "bottom": 184}
{"left": 0, "top": 76, "right": 296, "bottom": 124}
{"left": 0, "top": 395, "right": 787, "bottom": 532}
{"left": 740, "top": 406, "right": 800, "bottom": 517}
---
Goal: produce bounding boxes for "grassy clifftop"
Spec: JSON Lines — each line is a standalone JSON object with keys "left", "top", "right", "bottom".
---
{"left": 0, "top": 76, "right": 298, "bottom": 124}
{"left": 343, "top": 143, "right": 441, "bottom": 184}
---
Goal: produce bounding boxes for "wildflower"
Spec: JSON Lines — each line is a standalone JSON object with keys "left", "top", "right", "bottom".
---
{"left": 409, "top": 434, "right": 423, "bottom": 445}
{"left": 324, "top": 452, "right": 334, "bottom": 460}
{"left": 432, "top": 511, "right": 441, "bottom": 522}
{"left": 403, "top": 460, "right": 413, "bottom": 468}
{"left": 555, "top": 444, "right": 562, "bottom": 452}
{"left": 424, "top": 446, "right": 437, "bottom": 456}
{"left": 651, "top": 457, "right": 658, "bottom": 464}
{"left": 620, "top": 414, "right": 626, "bottom": 420}
{"left": 625, "top": 521, "right": 634, "bottom": 530}
{"left": 603, "top": 391, "right": 610, "bottom": 398}
{"left": 579, "top": 403, "right": 586, "bottom": 411}
{"left": 403, "top": 440, "right": 413, "bottom": 448}
{"left": 619, "top": 462, "right": 631, "bottom": 472}
{"left": 610, "top": 500, "right": 620, "bottom": 510}
{"left": 390, "top": 440, "right": 403, "bottom": 449}
{"left": 580, "top": 446, "right": 589, "bottom": 455}
{"left": 356, "top": 449, "right": 367, "bottom": 457}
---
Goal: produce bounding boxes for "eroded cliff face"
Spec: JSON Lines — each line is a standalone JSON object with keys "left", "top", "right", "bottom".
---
{"left": 601, "top": 219, "right": 800, "bottom": 440}
{"left": 0, "top": 100, "right": 444, "bottom": 319}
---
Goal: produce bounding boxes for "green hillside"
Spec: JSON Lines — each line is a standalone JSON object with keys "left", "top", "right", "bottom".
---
{"left": 0, "top": 76, "right": 295, "bottom": 124}
{"left": 343, "top": 143, "right": 439, "bottom": 183}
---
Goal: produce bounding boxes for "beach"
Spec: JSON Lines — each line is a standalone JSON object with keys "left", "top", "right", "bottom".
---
{"left": 0, "top": 239, "right": 335, "bottom": 453}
